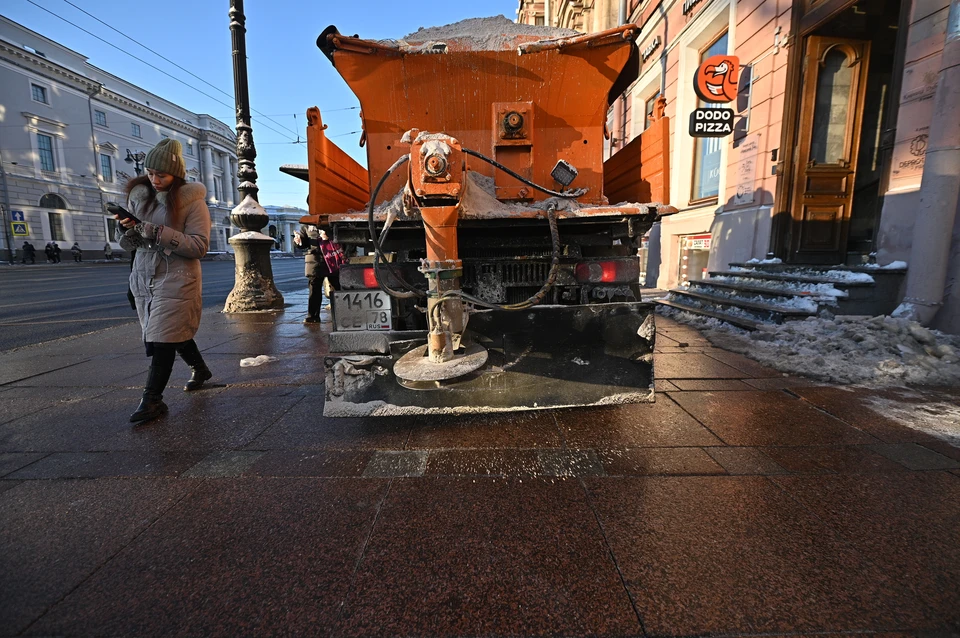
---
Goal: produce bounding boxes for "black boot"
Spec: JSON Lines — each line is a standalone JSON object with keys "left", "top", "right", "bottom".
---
{"left": 177, "top": 340, "right": 212, "bottom": 391}
{"left": 130, "top": 364, "right": 173, "bottom": 423}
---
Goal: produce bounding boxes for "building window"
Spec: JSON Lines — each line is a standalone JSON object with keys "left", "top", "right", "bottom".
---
{"left": 214, "top": 176, "right": 222, "bottom": 201}
{"left": 31, "top": 84, "right": 48, "bottom": 104}
{"left": 691, "top": 32, "right": 728, "bottom": 202}
{"left": 131, "top": 123, "right": 141, "bottom": 138}
{"left": 48, "top": 212, "right": 65, "bottom": 241}
{"left": 37, "top": 133, "right": 56, "bottom": 171}
{"left": 95, "top": 110, "right": 107, "bottom": 126}
{"left": 186, "top": 142, "right": 194, "bottom": 156}
{"left": 100, "top": 154, "right": 113, "bottom": 182}
{"left": 40, "top": 193, "right": 67, "bottom": 209}
{"left": 105, "top": 217, "right": 118, "bottom": 240}
{"left": 643, "top": 91, "right": 661, "bottom": 131}
{"left": 534, "top": 15, "right": 545, "bottom": 26}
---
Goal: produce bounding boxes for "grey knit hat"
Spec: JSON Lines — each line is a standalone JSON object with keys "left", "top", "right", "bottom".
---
{"left": 144, "top": 139, "right": 186, "bottom": 179}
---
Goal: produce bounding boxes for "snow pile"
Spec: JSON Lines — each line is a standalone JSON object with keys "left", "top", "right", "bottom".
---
{"left": 400, "top": 16, "right": 578, "bottom": 51}
{"left": 861, "top": 260, "right": 908, "bottom": 270}
{"left": 707, "top": 275, "right": 848, "bottom": 299}
{"left": 680, "top": 286, "right": 819, "bottom": 313}
{"left": 862, "top": 393, "right": 960, "bottom": 446}
{"left": 745, "top": 257, "right": 783, "bottom": 265}
{"left": 658, "top": 307, "right": 960, "bottom": 386}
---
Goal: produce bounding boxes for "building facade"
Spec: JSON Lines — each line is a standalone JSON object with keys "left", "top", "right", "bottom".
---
{"left": 0, "top": 16, "right": 240, "bottom": 260}
{"left": 519, "top": 0, "right": 960, "bottom": 333}
{"left": 263, "top": 204, "right": 308, "bottom": 253}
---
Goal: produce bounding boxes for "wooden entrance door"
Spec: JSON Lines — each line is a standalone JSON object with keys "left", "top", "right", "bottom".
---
{"left": 789, "top": 36, "right": 871, "bottom": 263}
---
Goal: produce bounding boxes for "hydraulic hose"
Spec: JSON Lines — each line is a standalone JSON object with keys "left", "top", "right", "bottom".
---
{"left": 367, "top": 155, "right": 425, "bottom": 299}
{"left": 462, "top": 148, "right": 586, "bottom": 198}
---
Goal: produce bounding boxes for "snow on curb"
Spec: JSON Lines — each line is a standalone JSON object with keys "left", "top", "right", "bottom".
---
{"left": 657, "top": 307, "right": 960, "bottom": 387}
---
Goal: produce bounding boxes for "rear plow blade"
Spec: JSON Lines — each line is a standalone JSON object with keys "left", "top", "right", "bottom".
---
{"left": 323, "top": 302, "right": 656, "bottom": 417}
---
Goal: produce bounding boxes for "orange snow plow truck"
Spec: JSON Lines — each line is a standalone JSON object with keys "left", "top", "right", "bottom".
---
{"left": 297, "top": 17, "right": 674, "bottom": 416}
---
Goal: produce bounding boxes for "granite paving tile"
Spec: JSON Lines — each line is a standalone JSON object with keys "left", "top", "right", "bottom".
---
{"left": 406, "top": 410, "right": 562, "bottom": 449}
{"left": 334, "top": 477, "right": 642, "bottom": 637}
{"left": 585, "top": 476, "right": 937, "bottom": 634}
{"left": 0, "top": 355, "right": 87, "bottom": 386}
{"left": 0, "top": 481, "right": 21, "bottom": 495}
{"left": 245, "top": 450, "right": 374, "bottom": 477}
{"left": 670, "top": 391, "right": 880, "bottom": 446}
{"left": 5, "top": 451, "right": 208, "bottom": 479}
{"left": 789, "top": 386, "right": 944, "bottom": 443}
{"left": 0, "top": 387, "right": 108, "bottom": 425}
{"left": 701, "top": 349, "right": 784, "bottom": 378}
{"left": 181, "top": 451, "right": 265, "bottom": 478}
{"left": 363, "top": 450, "right": 427, "bottom": 477}
{"left": 654, "top": 379, "right": 680, "bottom": 392}
{"left": 94, "top": 395, "right": 302, "bottom": 452}
{"left": 211, "top": 353, "right": 326, "bottom": 386}
{"left": 671, "top": 379, "right": 755, "bottom": 391}
{"left": 202, "top": 335, "right": 313, "bottom": 355}
{"left": 7, "top": 356, "right": 144, "bottom": 388}
{"left": 704, "top": 446, "right": 788, "bottom": 475}
{"left": 423, "top": 449, "right": 545, "bottom": 477}
{"left": 0, "top": 452, "right": 47, "bottom": 478}
{"left": 866, "top": 443, "right": 960, "bottom": 470}
{"left": 598, "top": 447, "right": 726, "bottom": 476}
{"left": 554, "top": 396, "right": 724, "bottom": 448}
{"left": 30, "top": 478, "right": 387, "bottom": 637}
{"left": 918, "top": 439, "right": 960, "bottom": 463}
{"left": 655, "top": 353, "right": 751, "bottom": 379}
{"left": 248, "top": 396, "right": 413, "bottom": 450}
{"left": 538, "top": 449, "right": 605, "bottom": 477}
{"left": 762, "top": 445, "right": 910, "bottom": 474}
{"left": 772, "top": 472, "right": 960, "bottom": 625}
{"left": 741, "top": 376, "right": 818, "bottom": 390}
{"left": 0, "top": 389, "right": 152, "bottom": 452}
{"left": 0, "top": 479, "right": 197, "bottom": 635}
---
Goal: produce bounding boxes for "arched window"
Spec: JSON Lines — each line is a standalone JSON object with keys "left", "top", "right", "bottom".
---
{"left": 39, "top": 194, "right": 67, "bottom": 209}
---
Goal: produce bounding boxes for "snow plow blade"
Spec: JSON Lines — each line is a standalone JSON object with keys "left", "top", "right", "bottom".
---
{"left": 323, "top": 302, "right": 656, "bottom": 417}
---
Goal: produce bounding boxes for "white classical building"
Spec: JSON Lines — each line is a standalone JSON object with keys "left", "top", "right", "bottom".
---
{"left": 0, "top": 15, "right": 240, "bottom": 259}
{"left": 263, "top": 204, "right": 308, "bottom": 253}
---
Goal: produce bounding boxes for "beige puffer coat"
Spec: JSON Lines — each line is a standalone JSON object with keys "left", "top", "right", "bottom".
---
{"left": 119, "top": 183, "right": 211, "bottom": 343}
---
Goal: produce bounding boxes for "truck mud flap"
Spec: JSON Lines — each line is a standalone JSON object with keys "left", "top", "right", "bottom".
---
{"left": 323, "top": 302, "right": 656, "bottom": 417}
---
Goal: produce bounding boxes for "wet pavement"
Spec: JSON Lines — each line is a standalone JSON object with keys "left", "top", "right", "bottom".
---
{"left": 1, "top": 288, "right": 959, "bottom": 636}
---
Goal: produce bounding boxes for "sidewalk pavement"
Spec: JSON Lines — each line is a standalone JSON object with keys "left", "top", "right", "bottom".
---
{"left": 1, "top": 290, "right": 959, "bottom": 637}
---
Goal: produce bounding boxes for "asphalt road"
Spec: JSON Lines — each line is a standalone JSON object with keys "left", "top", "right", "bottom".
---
{"left": 0, "top": 258, "right": 308, "bottom": 352}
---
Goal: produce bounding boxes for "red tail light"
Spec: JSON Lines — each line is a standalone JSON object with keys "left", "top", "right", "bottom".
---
{"left": 362, "top": 267, "right": 379, "bottom": 289}
{"left": 575, "top": 261, "right": 619, "bottom": 283}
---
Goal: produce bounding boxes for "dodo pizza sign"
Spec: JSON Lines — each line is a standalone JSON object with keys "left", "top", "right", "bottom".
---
{"left": 689, "top": 54, "right": 739, "bottom": 138}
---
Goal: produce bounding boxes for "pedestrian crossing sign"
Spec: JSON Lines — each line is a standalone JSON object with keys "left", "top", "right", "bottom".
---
{"left": 11, "top": 222, "right": 29, "bottom": 236}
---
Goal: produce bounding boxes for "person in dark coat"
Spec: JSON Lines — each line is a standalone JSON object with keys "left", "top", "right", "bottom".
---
{"left": 114, "top": 139, "right": 212, "bottom": 424}
{"left": 71, "top": 242, "right": 82, "bottom": 262}
{"left": 51, "top": 242, "right": 61, "bottom": 263}
{"left": 295, "top": 225, "right": 344, "bottom": 323}
{"left": 21, "top": 242, "right": 36, "bottom": 264}
{"left": 44, "top": 242, "right": 53, "bottom": 263}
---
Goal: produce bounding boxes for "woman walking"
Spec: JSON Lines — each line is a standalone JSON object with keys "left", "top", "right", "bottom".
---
{"left": 114, "top": 139, "right": 213, "bottom": 423}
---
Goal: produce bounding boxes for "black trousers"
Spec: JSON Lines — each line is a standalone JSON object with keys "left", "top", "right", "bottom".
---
{"left": 307, "top": 271, "right": 340, "bottom": 318}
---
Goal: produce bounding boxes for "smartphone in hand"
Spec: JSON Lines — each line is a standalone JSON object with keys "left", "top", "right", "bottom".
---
{"left": 106, "top": 203, "right": 141, "bottom": 226}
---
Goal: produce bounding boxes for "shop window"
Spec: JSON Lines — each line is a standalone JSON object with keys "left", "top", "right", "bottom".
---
{"left": 678, "top": 234, "right": 711, "bottom": 285}
{"left": 48, "top": 212, "right": 65, "bottom": 241}
{"left": 691, "top": 32, "right": 728, "bottom": 202}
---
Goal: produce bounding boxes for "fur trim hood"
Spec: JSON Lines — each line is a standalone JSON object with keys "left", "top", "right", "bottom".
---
{"left": 129, "top": 182, "right": 207, "bottom": 207}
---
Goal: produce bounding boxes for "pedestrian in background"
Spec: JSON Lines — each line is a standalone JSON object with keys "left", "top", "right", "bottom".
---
{"left": 104, "top": 243, "right": 113, "bottom": 261}
{"left": 51, "top": 242, "right": 61, "bottom": 263}
{"left": 71, "top": 242, "right": 82, "bottom": 262}
{"left": 21, "top": 241, "right": 35, "bottom": 264}
{"left": 295, "top": 225, "right": 344, "bottom": 323}
{"left": 44, "top": 242, "right": 53, "bottom": 263}
{"left": 114, "top": 139, "right": 213, "bottom": 424}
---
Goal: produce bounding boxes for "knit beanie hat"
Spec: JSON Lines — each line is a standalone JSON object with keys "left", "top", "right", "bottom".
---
{"left": 144, "top": 139, "right": 186, "bottom": 179}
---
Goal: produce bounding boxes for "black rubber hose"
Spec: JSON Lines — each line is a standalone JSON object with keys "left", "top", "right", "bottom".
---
{"left": 366, "top": 155, "right": 424, "bottom": 299}
{"left": 462, "top": 148, "right": 586, "bottom": 199}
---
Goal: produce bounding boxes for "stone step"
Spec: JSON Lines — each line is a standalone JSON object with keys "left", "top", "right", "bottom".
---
{"left": 656, "top": 298, "right": 762, "bottom": 331}
{"left": 688, "top": 278, "right": 819, "bottom": 301}
{"left": 669, "top": 289, "right": 816, "bottom": 324}
{"left": 709, "top": 270, "right": 876, "bottom": 288}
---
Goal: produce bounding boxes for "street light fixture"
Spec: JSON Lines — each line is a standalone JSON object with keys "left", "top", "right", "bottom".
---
{"left": 124, "top": 149, "right": 145, "bottom": 175}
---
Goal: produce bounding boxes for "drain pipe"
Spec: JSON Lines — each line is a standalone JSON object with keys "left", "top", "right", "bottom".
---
{"left": 893, "top": 0, "right": 960, "bottom": 326}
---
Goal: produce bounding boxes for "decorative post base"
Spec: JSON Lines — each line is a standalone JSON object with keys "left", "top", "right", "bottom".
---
{"left": 223, "top": 195, "right": 284, "bottom": 312}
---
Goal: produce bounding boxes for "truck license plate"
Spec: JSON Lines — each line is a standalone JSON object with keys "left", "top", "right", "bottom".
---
{"left": 333, "top": 291, "right": 392, "bottom": 331}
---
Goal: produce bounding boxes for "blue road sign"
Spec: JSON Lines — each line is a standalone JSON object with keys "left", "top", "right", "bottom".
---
{"left": 11, "top": 222, "right": 29, "bottom": 236}
{"left": 11, "top": 211, "right": 25, "bottom": 222}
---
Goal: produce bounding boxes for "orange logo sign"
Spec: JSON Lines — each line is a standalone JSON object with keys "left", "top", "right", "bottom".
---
{"left": 694, "top": 55, "right": 739, "bottom": 103}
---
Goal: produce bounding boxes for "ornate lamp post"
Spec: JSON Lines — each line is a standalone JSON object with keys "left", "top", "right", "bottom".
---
{"left": 223, "top": 0, "right": 283, "bottom": 312}
{"left": 124, "top": 149, "right": 145, "bottom": 176}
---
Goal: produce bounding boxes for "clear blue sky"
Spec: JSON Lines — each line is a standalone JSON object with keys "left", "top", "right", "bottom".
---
{"left": 2, "top": 0, "right": 521, "bottom": 207}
